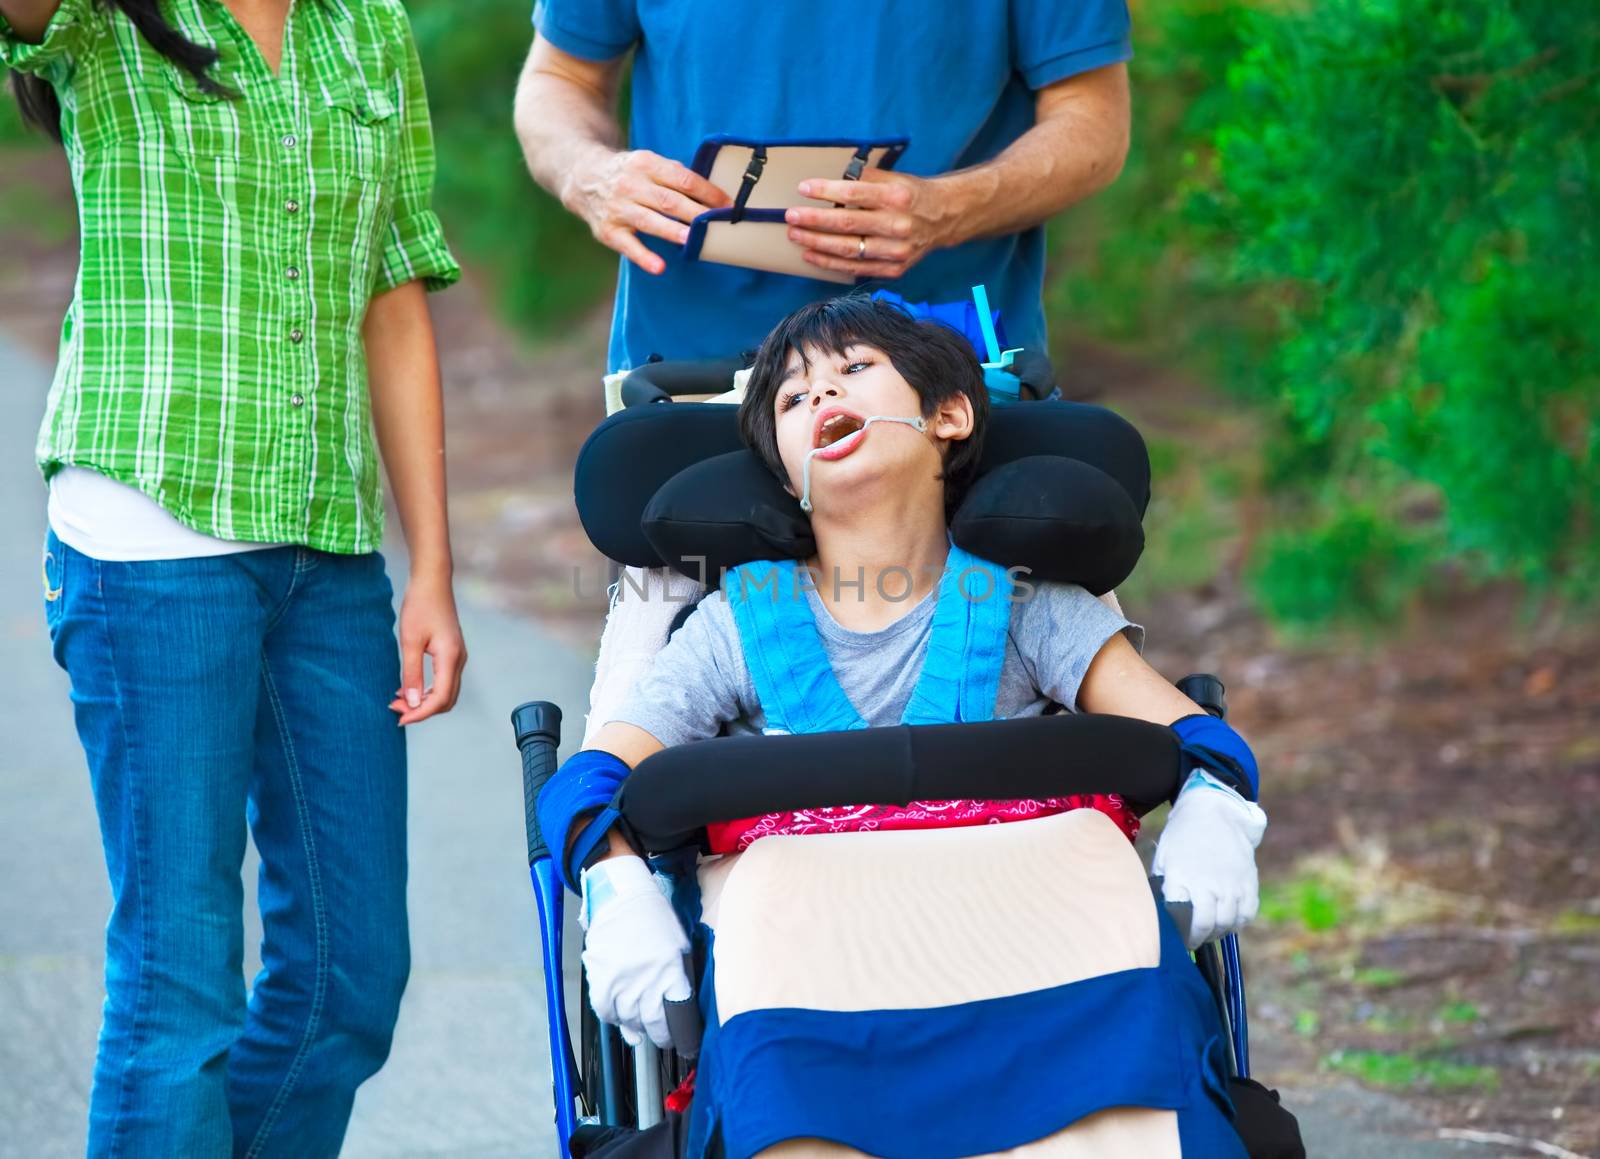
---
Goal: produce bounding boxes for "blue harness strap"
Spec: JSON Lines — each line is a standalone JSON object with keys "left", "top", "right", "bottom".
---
{"left": 726, "top": 559, "right": 863, "bottom": 736}
{"left": 901, "top": 551, "right": 1012, "bottom": 726}
{"left": 725, "top": 546, "right": 1013, "bottom": 735}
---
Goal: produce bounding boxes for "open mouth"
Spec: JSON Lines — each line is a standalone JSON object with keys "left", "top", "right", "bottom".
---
{"left": 814, "top": 411, "right": 865, "bottom": 449}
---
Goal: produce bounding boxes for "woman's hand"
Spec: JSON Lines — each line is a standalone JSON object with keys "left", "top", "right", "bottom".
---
{"left": 566, "top": 147, "right": 731, "bottom": 275}
{"left": 782, "top": 168, "right": 960, "bottom": 281}
{"left": 390, "top": 573, "right": 467, "bottom": 725}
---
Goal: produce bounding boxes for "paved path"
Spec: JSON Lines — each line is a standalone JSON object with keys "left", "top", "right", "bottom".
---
{"left": 0, "top": 333, "right": 1478, "bottom": 1157}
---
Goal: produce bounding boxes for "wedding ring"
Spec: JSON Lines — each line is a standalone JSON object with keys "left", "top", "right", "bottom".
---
{"left": 857, "top": 236, "right": 867, "bottom": 259}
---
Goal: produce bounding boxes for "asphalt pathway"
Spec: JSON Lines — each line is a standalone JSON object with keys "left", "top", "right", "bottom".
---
{"left": 0, "top": 333, "right": 1480, "bottom": 1157}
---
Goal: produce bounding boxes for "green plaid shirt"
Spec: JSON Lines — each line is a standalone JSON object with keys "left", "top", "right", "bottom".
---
{"left": 1, "top": 0, "right": 459, "bottom": 553}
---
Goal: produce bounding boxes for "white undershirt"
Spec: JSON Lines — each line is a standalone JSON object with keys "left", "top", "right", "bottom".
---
{"left": 47, "top": 467, "right": 285, "bottom": 561}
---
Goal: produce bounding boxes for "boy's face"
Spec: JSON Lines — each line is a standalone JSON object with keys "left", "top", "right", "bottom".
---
{"left": 771, "top": 343, "right": 973, "bottom": 515}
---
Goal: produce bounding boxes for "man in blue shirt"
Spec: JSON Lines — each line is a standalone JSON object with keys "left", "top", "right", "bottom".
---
{"left": 514, "top": 0, "right": 1131, "bottom": 374}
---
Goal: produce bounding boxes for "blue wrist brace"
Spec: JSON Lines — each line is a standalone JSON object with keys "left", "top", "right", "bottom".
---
{"left": 535, "top": 749, "right": 630, "bottom": 893}
{"left": 1171, "top": 714, "right": 1259, "bottom": 801}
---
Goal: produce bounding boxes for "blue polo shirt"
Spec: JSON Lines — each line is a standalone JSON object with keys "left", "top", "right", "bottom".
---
{"left": 534, "top": 1, "right": 1131, "bottom": 372}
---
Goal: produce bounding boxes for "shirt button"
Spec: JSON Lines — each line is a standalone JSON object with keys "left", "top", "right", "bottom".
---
{"left": 285, "top": 199, "right": 301, "bottom": 214}
{"left": 282, "top": 133, "right": 298, "bottom": 149}
{"left": 289, "top": 328, "right": 304, "bottom": 344}
{"left": 286, "top": 267, "right": 300, "bottom": 281}
{"left": 290, "top": 393, "right": 305, "bottom": 408}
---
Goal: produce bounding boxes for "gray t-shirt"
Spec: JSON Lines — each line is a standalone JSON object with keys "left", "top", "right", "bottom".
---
{"left": 614, "top": 580, "right": 1143, "bottom": 748}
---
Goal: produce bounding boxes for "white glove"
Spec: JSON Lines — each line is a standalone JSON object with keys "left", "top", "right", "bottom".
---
{"left": 1152, "top": 771, "right": 1268, "bottom": 950}
{"left": 580, "top": 856, "right": 692, "bottom": 1049}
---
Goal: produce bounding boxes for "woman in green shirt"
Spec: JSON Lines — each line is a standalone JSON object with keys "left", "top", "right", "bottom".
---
{"left": 3, "top": 1, "right": 466, "bottom": 1154}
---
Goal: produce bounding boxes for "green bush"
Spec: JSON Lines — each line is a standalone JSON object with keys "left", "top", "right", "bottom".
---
{"left": 1054, "top": 0, "right": 1598, "bottom": 623}
{"left": 407, "top": 0, "right": 614, "bottom": 335}
{"left": 1212, "top": 0, "right": 1599, "bottom": 602}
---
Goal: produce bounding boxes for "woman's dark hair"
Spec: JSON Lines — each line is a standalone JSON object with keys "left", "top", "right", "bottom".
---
{"left": 739, "top": 294, "right": 991, "bottom": 511}
{"left": 9, "top": 1, "right": 227, "bottom": 143}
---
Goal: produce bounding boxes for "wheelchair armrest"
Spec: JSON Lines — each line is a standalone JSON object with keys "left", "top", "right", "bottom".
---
{"left": 618, "top": 714, "right": 1184, "bottom": 854}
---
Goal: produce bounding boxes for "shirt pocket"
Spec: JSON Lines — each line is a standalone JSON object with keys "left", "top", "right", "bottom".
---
{"left": 323, "top": 76, "right": 398, "bottom": 183}
{"left": 158, "top": 59, "right": 248, "bottom": 165}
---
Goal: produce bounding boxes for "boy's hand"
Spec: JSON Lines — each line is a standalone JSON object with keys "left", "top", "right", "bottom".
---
{"left": 581, "top": 856, "right": 692, "bottom": 1049}
{"left": 1152, "top": 772, "right": 1268, "bottom": 949}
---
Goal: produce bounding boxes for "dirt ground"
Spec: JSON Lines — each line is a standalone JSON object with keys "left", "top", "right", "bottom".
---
{"left": 4, "top": 146, "right": 1596, "bottom": 1157}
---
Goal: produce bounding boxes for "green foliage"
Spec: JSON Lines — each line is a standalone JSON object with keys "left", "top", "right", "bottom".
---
{"left": 1055, "top": 0, "right": 1599, "bottom": 624}
{"left": 1252, "top": 506, "right": 1429, "bottom": 628}
{"left": 1049, "top": 1, "right": 1261, "bottom": 369}
{"left": 406, "top": 0, "right": 614, "bottom": 334}
{"left": 1349, "top": 967, "right": 1406, "bottom": 991}
{"left": 1322, "top": 1049, "right": 1499, "bottom": 1092}
{"left": 1260, "top": 874, "right": 1347, "bottom": 932}
{"left": 1436, "top": 1000, "right": 1482, "bottom": 1025}
{"left": 1212, "top": 0, "right": 1599, "bottom": 603}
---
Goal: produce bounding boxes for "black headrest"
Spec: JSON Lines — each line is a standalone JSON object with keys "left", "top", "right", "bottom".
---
{"left": 574, "top": 400, "right": 1150, "bottom": 594}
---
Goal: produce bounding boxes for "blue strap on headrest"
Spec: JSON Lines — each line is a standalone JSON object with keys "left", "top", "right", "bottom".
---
{"left": 871, "top": 289, "right": 1007, "bottom": 360}
{"left": 1171, "top": 714, "right": 1259, "bottom": 801}
{"left": 536, "top": 749, "right": 631, "bottom": 893}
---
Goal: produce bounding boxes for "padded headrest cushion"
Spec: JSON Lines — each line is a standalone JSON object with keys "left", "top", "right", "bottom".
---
{"left": 643, "top": 451, "right": 811, "bottom": 578}
{"left": 575, "top": 404, "right": 747, "bottom": 569}
{"left": 950, "top": 457, "right": 1143, "bottom": 596}
{"left": 575, "top": 400, "right": 1151, "bottom": 588}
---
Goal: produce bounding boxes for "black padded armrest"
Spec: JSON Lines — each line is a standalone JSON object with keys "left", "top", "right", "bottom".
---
{"left": 618, "top": 714, "right": 1183, "bottom": 853}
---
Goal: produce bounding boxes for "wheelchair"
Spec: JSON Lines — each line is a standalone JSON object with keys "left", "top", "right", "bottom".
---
{"left": 509, "top": 349, "right": 1283, "bottom": 1159}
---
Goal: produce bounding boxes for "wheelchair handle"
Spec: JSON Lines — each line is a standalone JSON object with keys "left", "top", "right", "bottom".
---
{"left": 1176, "top": 673, "right": 1227, "bottom": 721}
{"left": 621, "top": 355, "right": 749, "bottom": 408}
{"left": 511, "top": 701, "right": 563, "bottom": 867}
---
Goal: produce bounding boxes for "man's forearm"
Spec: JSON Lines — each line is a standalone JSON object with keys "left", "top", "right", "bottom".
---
{"left": 514, "top": 38, "right": 624, "bottom": 213}
{"left": 0, "top": 0, "right": 63, "bottom": 41}
{"left": 365, "top": 281, "right": 452, "bottom": 580}
{"left": 930, "top": 62, "right": 1131, "bottom": 248}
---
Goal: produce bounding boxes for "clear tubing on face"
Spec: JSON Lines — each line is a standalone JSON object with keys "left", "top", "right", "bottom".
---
{"left": 799, "top": 414, "right": 928, "bottom": 514}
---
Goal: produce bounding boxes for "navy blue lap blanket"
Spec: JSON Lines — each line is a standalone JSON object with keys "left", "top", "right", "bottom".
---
{"left": 682, "top": 902, "right": 1246, "bottom": 1159}
{"left": 574, "top": 400, "right": 1148, "bottom": 595}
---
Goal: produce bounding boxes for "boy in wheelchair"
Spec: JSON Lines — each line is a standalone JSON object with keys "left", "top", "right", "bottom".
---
{"left": 539, "top": 296, "right": 1278, "bottom": 1157}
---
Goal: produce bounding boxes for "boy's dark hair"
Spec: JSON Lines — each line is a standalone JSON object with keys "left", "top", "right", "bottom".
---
{"left": 739, "top": 295, "right": 990, "bottom": 510}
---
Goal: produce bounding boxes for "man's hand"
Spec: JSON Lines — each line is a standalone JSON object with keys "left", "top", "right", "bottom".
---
{"left": 1152, "top": 773, "right": 1268, "bottom": 949}
{"left": 581, "top": 856, "right": 692, "bottom": 1049}
{"left": 783, "top": 169, "right": 956, "bottom": 281}
{"left": 389, "top": 573, "right": 467, "bottom": 725}
{"left": 783, "top": 62, "right": 1131, "bottom": 283}
{"left": 565, "top": 147, "right": 731, "bottom": 275}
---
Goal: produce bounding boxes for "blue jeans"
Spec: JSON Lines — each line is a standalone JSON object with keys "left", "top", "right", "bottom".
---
{"left": 43, "top": 533, "right": 409, "bottom": 1158}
